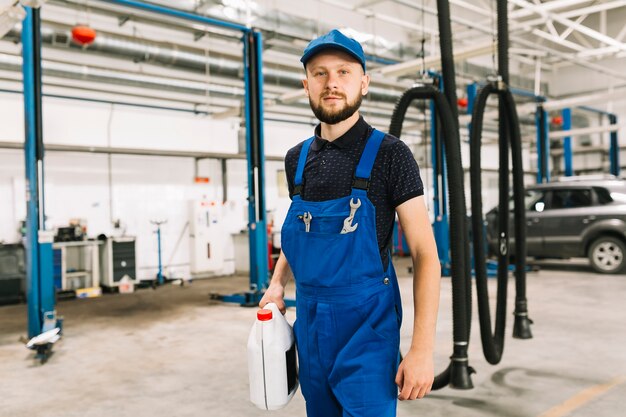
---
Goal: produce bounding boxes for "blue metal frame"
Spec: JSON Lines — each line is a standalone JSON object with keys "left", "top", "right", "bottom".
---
{"left": 22, "top": 8, "right": 41, "bottom": 339}
{"left": 466, "top": 83, "right": 477, "bottom": 116}
{"left": 430, "top": 99, "right": 451, "bottom": 276}
{"left": 22, "top": 7, "right": 56, "bottom": 340}
{"left": 562, "top": 108, "right": 573, "bottom": 177}
{"left": 482, "top": 85, "right": 621, "bottom": 181}
{"left": 536, "top": 106, "right": 550, "bottom": 183}
{"left": 103, "top": 0, "right": 249, "bottom": 32}
{"left": 156, "top": 225, "right": 164, "bottom": 285}
{"left": 99, "top": 1, "right": 271, "bottom": 306}
{"left": 425, "top": 72, "right": 451, "bottom": 276}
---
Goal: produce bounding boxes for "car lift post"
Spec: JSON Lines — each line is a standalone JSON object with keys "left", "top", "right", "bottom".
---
{"left": 22, "top": 5, "right": 59, "bottom": 355}
{"left": 562, "top": 108, "right": 573, "bottom": 177}
{"left": 102, "top": 1, "right": 293, "bottom": 307}
{"left": 428, "top": 73, "right": 451, "bottom": 276}
{"left": 536, "top": 103, "right": 550, "bottom": 183}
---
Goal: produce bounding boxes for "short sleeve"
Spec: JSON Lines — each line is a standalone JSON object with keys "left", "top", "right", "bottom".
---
{"left": 386, "top": 140, "right": 424, "bottom": 207}
{"left": 284, "top": 145, "right": 300, "bottom": 200}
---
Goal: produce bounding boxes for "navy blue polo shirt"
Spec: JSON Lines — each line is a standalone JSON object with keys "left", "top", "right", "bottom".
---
{"left": 284, "top": 116, "right": 424, "bottom": 269}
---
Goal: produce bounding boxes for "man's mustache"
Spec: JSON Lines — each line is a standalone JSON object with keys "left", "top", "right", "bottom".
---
{"left": 320, "top": 92, "right": 346, "bottom": 99}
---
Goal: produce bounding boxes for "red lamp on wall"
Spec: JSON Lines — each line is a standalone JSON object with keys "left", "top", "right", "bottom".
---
{"left": 551, "top": 115, "right": 563, "bottom": 127}
{"left": 71, "top": 25, "right": 97, "bottom": 45}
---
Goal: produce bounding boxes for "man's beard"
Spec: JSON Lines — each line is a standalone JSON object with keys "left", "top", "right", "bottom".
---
{"left": 309, "top": 93, "right": 363, "bottom": 125}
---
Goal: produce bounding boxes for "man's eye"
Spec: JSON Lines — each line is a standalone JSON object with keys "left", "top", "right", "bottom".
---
{"left": 315, "top": 71, "right": 326, "bottom": 76}
{"left": 340, "top": 70, "right": 349, "bottom": 75}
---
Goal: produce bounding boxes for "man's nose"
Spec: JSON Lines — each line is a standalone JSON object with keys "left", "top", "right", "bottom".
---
{"left": 325, "top": 71, "right": 339, "bottom": 89}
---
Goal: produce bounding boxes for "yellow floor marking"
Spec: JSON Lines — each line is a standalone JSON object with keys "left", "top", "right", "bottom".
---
{"left": 537, "top": 376, "right": 626, "bottom": 417}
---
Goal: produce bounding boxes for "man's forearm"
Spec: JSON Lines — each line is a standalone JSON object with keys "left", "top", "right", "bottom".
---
{"left": 410, "top": 254, "right": 441, "bottom": 354}
{"left": 270, "top": 250, "right": 293, "bottom": 288}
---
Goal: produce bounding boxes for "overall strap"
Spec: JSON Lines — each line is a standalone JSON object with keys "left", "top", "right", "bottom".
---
{"left": 352, "top": 129, "right": 386, "bottom": 193}
{"left": 293, "top": 136, "right": 315, "bottom": 197}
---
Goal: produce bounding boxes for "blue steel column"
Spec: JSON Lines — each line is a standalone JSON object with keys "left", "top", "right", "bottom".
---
{"left": 221, "top": 29, "right": 269, "bottom": 306}
{"left": 103, "top": 0, "right": 249, "bottom": 31}
{"left": 22, "top": 7, "right": 42, "bottom": 339}
{"left": 100, "top": 0, "right": 272, "bottom": 307}
{"left": 543, "top": 107, "right": 551, "bottom": 182}
{"left": 609, "top": 114, "right": 619, "bottom": 176}
{"left": 247, "top": 30, "right": 269, "bottom": 299}
{"left": 23, "top": 7, "right": 55, "bottom": 338}
{"left": 535, "top": 105, "right": 550, "bottom": 183}
{"left": 431, "top": 75, "right": 450, "bottom": 276}
{"left": 157, "top": 226, "right": 164, "bottom": 285}
{"left": 32, "top": 8, "right": 55, "bottom": 326}
{"left": 466, "top": 83, "right": 477, "bottom": 119}
{"left": 562, "top": 108, "right": 573, "bottom": 176}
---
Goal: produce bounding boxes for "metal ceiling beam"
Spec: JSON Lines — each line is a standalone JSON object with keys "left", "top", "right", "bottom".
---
{"left": 372, "top": 41, "right": 494, "bottom": 77}
{"left": 319, "top": 0, "right": 439, "bottom": 36}
{"left": 449, "top": 0, "right": 596, "bottom": 23}
{"left": 448, "top": 0, "right": 492, "bottom": 17}
{"left": 531, "top": 28, "right": 586, "bottom": 52}
{"left": 559, "top": 13, "right": 588, "bottom": 42}
{"left": 392, "top": 0, "right": 626, "bottom": 81}
{"left": 509, "top": 0, "right": 595, "bottom": 19}
{"left": 511, "top": 36, "right": 626, "bottom": 82}
{"left": 510, "top": 0, "right": 626, "bottom": 53}
{"left": 470, "top": 1, "right": 625, "bottom": 40}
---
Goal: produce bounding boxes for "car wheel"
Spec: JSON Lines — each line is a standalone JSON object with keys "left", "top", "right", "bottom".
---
{"left": 588, "top": 236, "right": 626, "bottom": 274}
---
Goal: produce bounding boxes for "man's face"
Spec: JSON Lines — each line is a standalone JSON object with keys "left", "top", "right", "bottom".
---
{"left": 303, "top": 50, "right": 370, "bottom": 125}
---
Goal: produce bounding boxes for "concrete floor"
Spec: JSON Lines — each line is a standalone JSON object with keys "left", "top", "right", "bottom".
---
{"left": 1, "top": 257, "right": 625, "bottom": 417}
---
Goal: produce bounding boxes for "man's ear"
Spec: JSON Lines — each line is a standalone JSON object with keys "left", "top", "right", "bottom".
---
{"left": 302, "top": 78, "right": 309, "bottom": 96}
{"left": 361, "top": 73, "right": 370, "bottom": 96}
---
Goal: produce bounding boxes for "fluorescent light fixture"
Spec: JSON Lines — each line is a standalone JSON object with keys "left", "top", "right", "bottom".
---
{"left": 339, "top": 27, "right": 374, "bottom": 44}
{"left": 222, "top": 0, "right": 257, "bottom": 11}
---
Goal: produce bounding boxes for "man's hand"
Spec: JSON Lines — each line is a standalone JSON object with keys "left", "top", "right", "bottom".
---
{"left": 395, "top": 349, "right": 434, "bottom": 400}
{"left": 258, "top": 282, "right": 286, "bottom": 314}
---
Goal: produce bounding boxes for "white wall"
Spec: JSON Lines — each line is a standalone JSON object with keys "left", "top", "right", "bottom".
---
{"left": 1, "top": 87, "right": 543, "bottom": 280}
{"left": 0, "top": 91, "right": 306, "bottom": 280}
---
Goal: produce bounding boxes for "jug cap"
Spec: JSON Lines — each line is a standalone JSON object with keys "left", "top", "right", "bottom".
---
{"left": 257, "top": 309, "right": 273, "bottom": 321}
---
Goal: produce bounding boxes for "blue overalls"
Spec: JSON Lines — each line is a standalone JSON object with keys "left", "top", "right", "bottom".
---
{"left": 281, "top": 129, "right": 403, "bottom": 417}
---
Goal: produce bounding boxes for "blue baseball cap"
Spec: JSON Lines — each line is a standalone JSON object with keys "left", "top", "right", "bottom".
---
{"left": 300, "top": 29, "right": 366, "bottom": 72}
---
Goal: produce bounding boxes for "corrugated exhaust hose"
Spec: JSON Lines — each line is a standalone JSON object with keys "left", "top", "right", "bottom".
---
{"left": 469, "top": 82, "right": 532, "bottom": 367}
{"left": 387, "top": 0, "right": 532, "bottom": 391}
{"left": 469, "top": 0, "right": 533, "bottom": 368}
{"left": 389, "top": 84, "right": 474, "bottom": 390}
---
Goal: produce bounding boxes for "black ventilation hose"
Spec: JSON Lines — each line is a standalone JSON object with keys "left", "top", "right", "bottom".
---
{"left": 390, "top": 85, "right": 474, "bottom": 390}
{"left": 496, "top": 0, "right": 533, "bottom": 339}
{"left": 436, "top": 0, "right": 473, "bottom": 341}
{"left": 467, "top": 0, "right": 533, "bottom": 367}
{"left": 509, "top": 95, "right": 533, "bottom": 340}
{"left": 436, "top": 0, "right": 460, "bottom": 129}
{"left": 496, "top": 0, "right": 511, "bottom": 305}
{"left": 470, "top": 83, "right": 527, "bottom": 364}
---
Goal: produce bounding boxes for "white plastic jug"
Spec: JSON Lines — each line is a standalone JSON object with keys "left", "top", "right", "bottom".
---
{"left": 247, "top": 303, "right": 298, "bottom": 410}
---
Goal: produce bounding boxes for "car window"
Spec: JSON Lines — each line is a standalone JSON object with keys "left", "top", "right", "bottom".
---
{"left": 550, "top": 189, "right": 592, "bottom": 209}
{"left": 594, "top": 187, "right": 613, "bottom": 205}
{"left": 522, "top": 190, "right": 547, "bottom": 212}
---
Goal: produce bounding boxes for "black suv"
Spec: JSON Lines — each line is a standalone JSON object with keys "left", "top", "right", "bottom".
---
{"left": 485, "top": 176, "right": 626, "bottom": 274}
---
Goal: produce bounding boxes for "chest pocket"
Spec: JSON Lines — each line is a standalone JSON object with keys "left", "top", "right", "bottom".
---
{"left": 296, "top": 213, "right": 348, "bottom": 235}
